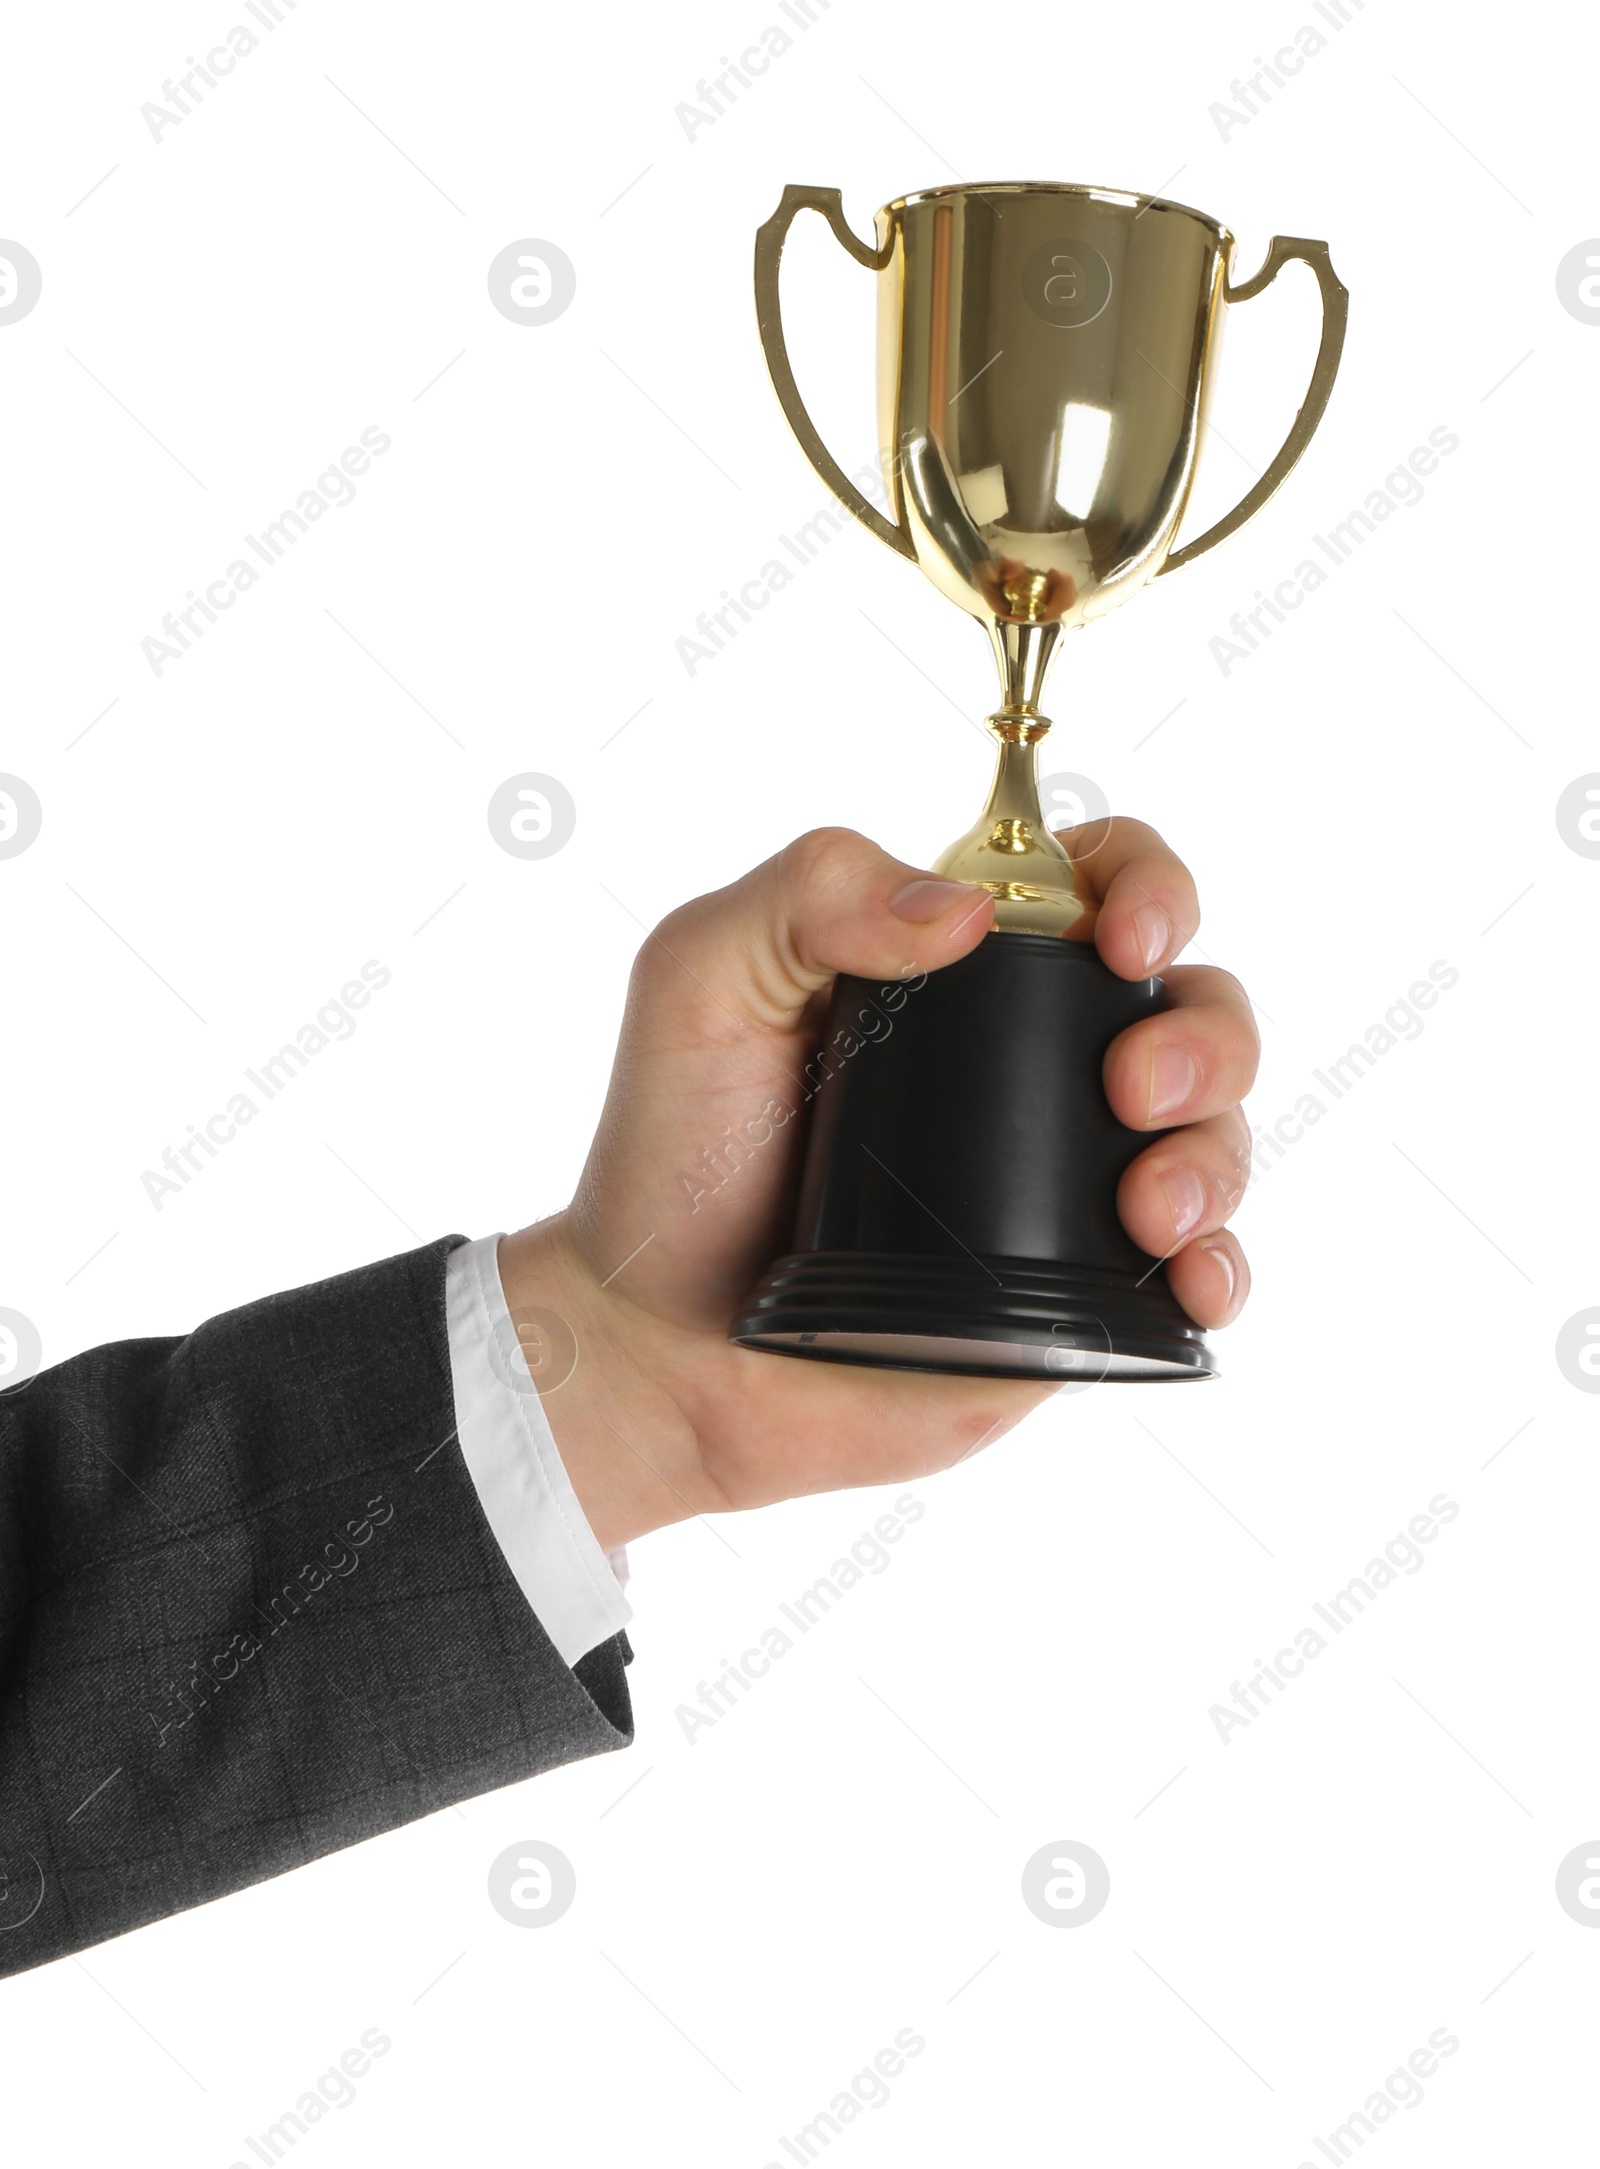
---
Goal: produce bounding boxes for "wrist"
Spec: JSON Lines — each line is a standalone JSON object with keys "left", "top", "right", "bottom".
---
{"left": 495, "top": 1216, "right": 707, "bottom": 1553}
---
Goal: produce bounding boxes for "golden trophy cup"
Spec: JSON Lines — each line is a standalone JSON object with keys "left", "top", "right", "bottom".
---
{"left": 731, "top": 182, "right": 1347, "bottom": 1380}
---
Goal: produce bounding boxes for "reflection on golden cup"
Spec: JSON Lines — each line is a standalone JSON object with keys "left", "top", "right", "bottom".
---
{"left": 756, "top": 181, "right": 1347, "bottom": 932}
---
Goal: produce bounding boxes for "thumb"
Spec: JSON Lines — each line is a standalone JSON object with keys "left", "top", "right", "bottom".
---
{"left": 637, "top": 827, "right": 994, "bottom": 1043}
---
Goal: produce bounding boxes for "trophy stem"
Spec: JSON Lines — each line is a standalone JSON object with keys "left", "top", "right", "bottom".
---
{"left": 930, "top": 620, "right": 1092, "bottom": 937}
{"left": 989, "top": 618, "right": 1062, "bottom": 717}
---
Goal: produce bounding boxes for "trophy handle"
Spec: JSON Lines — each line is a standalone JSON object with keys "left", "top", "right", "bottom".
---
{"left": 754, "top": 185, "right": 915, "bottom": 562}
{"left": 1157, "top": 236, "right": 1349, "bottom": 576}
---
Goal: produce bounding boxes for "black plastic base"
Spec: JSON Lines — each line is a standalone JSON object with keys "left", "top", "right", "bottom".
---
{"left": 729, "top": 934, "right": 1215, "bottom": 1383}
{"left": 732, "top": 1250, "right": 1212, "bottom": 1380}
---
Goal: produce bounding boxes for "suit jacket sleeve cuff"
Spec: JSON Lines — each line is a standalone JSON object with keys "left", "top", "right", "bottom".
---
{"left": 445, "top": 1234, "right": 633, "bottom": 1668}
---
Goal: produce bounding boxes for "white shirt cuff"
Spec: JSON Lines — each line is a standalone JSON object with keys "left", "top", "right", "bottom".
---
{"left": 443, "top": 1233, "right": 632, "bottom": 1669}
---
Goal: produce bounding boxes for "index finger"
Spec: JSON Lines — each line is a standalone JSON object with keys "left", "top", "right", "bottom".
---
{"left": 1052, "top": 815, "right": 1200, "bottom": 980}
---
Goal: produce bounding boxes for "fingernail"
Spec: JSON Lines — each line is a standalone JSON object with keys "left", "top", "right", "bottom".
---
{"left": 1132, "top": 902, "right": 1173, "bottom": 974}
{"left": 1158, "top": 1167, "right": 1207, "bottom": 1242}
{"left": 1199, "top": 1236, "right": 1238, "bottom": 1313}
{"left": 889, "top": 876, "right": 984, "bottom": 923}
{"left": 1147, "top": 1045, "right": 1198, "bottom": 1123}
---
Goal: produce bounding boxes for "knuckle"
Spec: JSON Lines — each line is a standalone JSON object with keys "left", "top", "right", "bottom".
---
{"left": 1112, "top": 815, "right": 1167, "bottom": 855}
{"left": 647, "top": 898, "right": 697, "bottom": 956}
{"left": 1186, "top": 965, "right": 1258, "bottom": 1048}
{"left": 1225, "top": 978, "right": 1265, "bottom": 1067}
{"left": 1217, "top": 1127, "right": 1253, "bottom": 1209}
{"left": 778, "top": 825, "right": 875, "bottom": 899}
{"left": 636, "top": 895, "right": 715, "bottom": 990}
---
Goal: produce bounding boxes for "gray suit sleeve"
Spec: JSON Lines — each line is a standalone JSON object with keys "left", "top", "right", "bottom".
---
{"left": 0, "top": 1235, "right": 632, "bottom": 1977}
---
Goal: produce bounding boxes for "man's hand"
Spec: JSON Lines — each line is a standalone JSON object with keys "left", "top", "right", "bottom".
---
{"left": 499, "top": 823, "right": 1258, "bottom": 1550}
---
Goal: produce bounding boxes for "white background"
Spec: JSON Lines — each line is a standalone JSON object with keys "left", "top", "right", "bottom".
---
{"left": 2, "top": 1, "right": 1597, "bottom": 2162}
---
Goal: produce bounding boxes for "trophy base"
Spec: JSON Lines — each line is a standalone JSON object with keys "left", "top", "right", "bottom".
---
{"left": 729, "top": 933, "right": 1218, "bottom": 1385}
{"left": 730, "top": 1250, "right": 1213, "bottom": 1381}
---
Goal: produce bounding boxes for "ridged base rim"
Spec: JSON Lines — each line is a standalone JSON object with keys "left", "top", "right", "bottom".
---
{"left": 730, "top": 1251, "right": 1215, "bottom": 1382}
